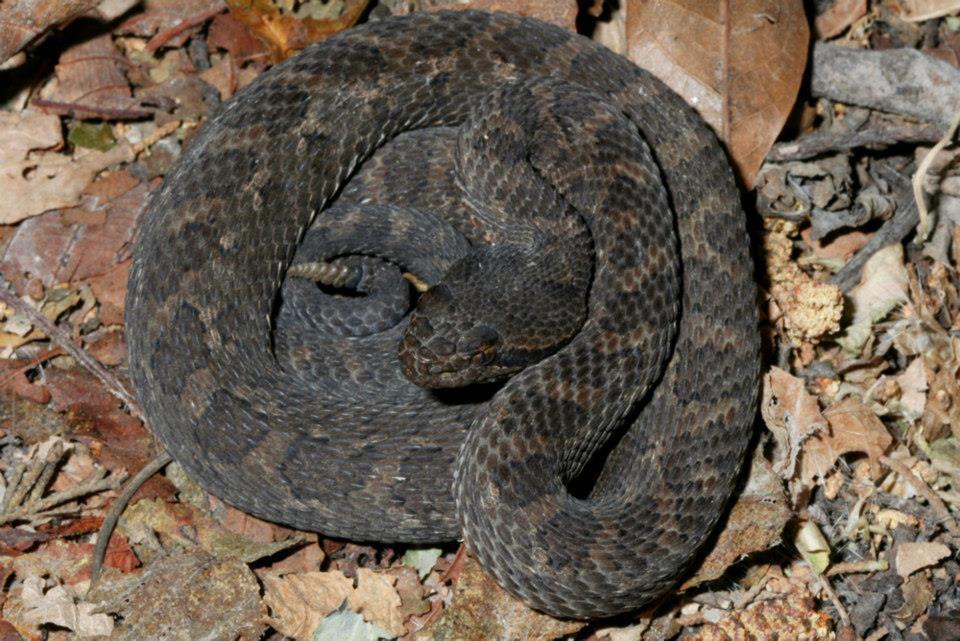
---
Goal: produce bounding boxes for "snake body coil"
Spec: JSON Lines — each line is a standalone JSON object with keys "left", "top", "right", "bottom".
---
{"left": 126, "top": 11, "right": 759, "bottom": 618}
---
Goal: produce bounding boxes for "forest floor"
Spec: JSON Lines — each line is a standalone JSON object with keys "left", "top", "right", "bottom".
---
{"left": 0, "top": 0, "right": 959, "bottom": 640}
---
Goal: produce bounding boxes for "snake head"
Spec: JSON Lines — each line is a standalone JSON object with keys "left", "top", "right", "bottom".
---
{"left": 399, "top": 243, "right": 590, "bottom": 389}
{"left": 399, "top": 282, "right": 515, "bottom": 388}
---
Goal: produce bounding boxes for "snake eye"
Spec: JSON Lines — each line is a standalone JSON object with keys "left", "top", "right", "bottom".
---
{"left": 458, "top": 325, "right": 499, "bottom": 363}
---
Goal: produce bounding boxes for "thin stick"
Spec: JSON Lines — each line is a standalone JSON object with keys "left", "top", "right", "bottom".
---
{"left": 89, "top": 453, "right": 172, "bottom": 587}
{"left": 0, "top": 277, "right": 142, "bottom": 419}
{"left": 817, "top": 572, "right": 854, "bottom": 633}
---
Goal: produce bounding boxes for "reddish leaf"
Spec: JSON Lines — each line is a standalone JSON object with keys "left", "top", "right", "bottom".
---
{"left": 33, "top": 35, "right": 149, "bottom": 120}
{"left": 0, "top": 172, "right": 148, "bottom": 293}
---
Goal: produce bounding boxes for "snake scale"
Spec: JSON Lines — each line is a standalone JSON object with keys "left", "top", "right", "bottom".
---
{"left": 125, "top": 10, "right": 759, "bottom": 618}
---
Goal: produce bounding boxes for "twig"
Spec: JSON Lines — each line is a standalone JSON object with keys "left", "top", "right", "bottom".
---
{"left": 829, "top": 185, "right": 918, "bottom": 293}
{"left": 816, "top": 572, "right": 854, "bottom": 633}
{"left": 826, "top": 559, "right": 889, "bottom": 576}
{"left": 865, "top": 626, "right": 889, "bottom": 641}
{"left": 880, "top": 455, "right": 960, "bottom": 537}
{"left": 0, "top": 276, "right": 142, "bottom": 419}
{"left": 145, "top": 4, "right": 227, "bottom": 52}
{"left": 0, "top": 443, "right": 126, "bottom": 527}
{"left": 911, "top": 109, "right": 960, "bottom": 242}
{"left": 811, "top": 42, "right": 960, "bottom": 128}
{"left": 90, "top": 453, "right": 172, "bottom": 587}
{"left": 768, "top": 122, "right": 942, "bottom": 162}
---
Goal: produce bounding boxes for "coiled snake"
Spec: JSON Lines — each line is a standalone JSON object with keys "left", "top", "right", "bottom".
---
{"left": 125, "top": 10, "right": 760, "bottom": 618}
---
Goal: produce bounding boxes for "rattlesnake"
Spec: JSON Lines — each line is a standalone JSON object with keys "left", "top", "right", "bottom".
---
{"left": 125, "top": 10, "right": 759, "bottom": 618}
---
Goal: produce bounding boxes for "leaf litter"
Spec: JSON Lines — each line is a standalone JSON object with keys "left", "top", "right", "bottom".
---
{"left": 1, "top": 0, "right": 960, "bottom": 639}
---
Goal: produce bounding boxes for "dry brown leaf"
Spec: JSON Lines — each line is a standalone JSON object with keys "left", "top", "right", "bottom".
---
{"left": 798, "top": 396, "right": 894, "bottom": 487}
{"left": 893, "top": 572, "right": 936, "bottom": 624}
{"left": 117, "top": 0, "right": 225, "bottom": 47}
{"left": 0, "top": 174, "right": 147, "bottom": 294}
{"left": 393, "top": 566, "right": 431, "bottom": 622}
{"left": 761, "top": 366, "right": 828, "bottom": 479}
{"left": 412, "top": 557, "right": 584, "bottom": 641}
{"left": 262, "top": 571, "right": 354, "bottom": 641}
{"left": 348, "top": 568, "right": 405, "bottom": 637}
{"left": 207, "top": 10, "right": 269, "bottom": 61}
{"left": 224, "top": 0, "right": 369, "bottom": 60}
{"left": 894, "top": 541, "right": 951, "bottom": 578}
{"left": 625, "top": 0, "right": 808, "bottom": 187}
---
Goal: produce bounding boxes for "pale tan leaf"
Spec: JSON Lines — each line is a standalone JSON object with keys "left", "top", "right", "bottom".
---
{"left": 894, "top": 541, "right": 951, "bottom": 578}
{"left": 263, "top": 571, "right": 353, "bottom": 641}
{"left": 895, "top": 357, "right": 928, "bottom": 418}
{"left": 0, "top": 122, "right": 133, "bottom": 224}
{"left": 838, "top": 244, "right": 910, "bottom": 353}
{"left": 348, "top": 569, "right": 406, "bottom": 637}
{"left": 848, "top": 244, "right": 910, "bottom": 326}
{"left": 19, "top": 576, "right": 114, "bottom": 637}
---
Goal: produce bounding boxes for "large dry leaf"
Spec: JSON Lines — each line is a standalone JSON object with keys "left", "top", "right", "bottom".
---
{"left": 263, "top": 568, "right": 408, "bottom": 639}
{"left": 837, "top": 243, "right": 910, "bottom": 353}
{"left": 625, "top": 0, "right": 809, "bottom": 187}
{"left": 0, "top": 172, "right": 148, "bottom": 293}
{"left": 350, "top": 568, "right": 405, "bottom": 637}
